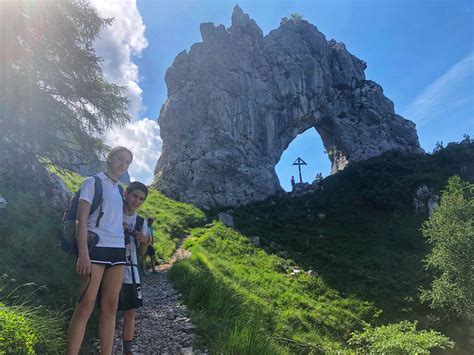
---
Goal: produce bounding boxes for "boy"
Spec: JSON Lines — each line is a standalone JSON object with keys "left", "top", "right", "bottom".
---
{"left": 120, "top": 181, "right": 152, "bottom": 354}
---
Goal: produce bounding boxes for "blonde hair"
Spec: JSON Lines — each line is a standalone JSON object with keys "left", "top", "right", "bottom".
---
{"left": 107, "top": 146, "right": 133, "bottom": 164}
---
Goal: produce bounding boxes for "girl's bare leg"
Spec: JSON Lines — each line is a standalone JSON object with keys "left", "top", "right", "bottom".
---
{"left": 99, "top": 265, "right": 124, "bottom": 354}
{"left": 66, "top": 264, "right": 105, "bottom": 355}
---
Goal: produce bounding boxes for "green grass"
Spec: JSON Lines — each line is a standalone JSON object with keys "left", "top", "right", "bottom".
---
{"left": 137, "top": 188, "right": 206, "bottom": 260}
{"left": 170, "top": 223, "right": 376, "bottom": 353}
{"left": 0, "top": 300, "right": 67, "bottom": 354}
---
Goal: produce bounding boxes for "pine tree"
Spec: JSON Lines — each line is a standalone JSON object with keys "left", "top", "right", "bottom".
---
{"left": 0, "top": 0, "right": 130, "bottom": 186}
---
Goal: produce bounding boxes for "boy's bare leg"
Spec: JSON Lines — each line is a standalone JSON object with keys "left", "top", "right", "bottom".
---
{"left": 122, "top": 308, "right": 136, "bottom": 350}
{"left": 66, "top": 264, "right": 105, "bottom": 355}
{"left": 99, "top": 265, "right": 124, "bottom": 355}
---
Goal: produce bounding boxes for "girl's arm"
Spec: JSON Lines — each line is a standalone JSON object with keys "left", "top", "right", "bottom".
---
{"left": 76, "top": 199, "right": 92, "bottom": 276}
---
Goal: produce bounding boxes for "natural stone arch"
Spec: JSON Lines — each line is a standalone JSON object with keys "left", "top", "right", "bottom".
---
{"left": 154, "top": 6, "right": 423, "bottom": 208}
{"left": 276, "top": 126, "right": 328, "bottom": 190}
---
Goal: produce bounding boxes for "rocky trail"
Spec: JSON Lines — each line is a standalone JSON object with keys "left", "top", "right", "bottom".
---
{"left": 108, "top": 246, "right": 207, "bottom": 355}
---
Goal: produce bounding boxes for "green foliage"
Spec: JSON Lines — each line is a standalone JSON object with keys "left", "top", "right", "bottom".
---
{"left": 0, "top": 303, "right": 36, "bottom": 354}
{"left": 421, "top": 176, "right": 474, "bottom": 320}
{"left": 290, "top": 13, "right": 303, "bottom": 22}
{"left": 330, "top": 141, "right": 473, "bottom": 211}
{"left": 348, "top": 321, "right": 454, "bottom": 354}
{"left": 0, "top": 299, "right": 66, "bottom": 354}
{"left": 0, "top": 0, "right": 130, "bottom": 188}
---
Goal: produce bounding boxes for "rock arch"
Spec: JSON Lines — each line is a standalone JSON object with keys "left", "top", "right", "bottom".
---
{"left": 154, "top": 6, "right": 423, "bottom": 208}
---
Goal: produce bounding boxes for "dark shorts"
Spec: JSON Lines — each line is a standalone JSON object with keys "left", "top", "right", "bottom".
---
{"left": 90, "top": 247, "right": 126, "bottom": 267}
{"left": 146, "top": 245, "right": 156, "bottom": 257}
{"left": 118, "top": 283, "right": 143, "bottom": 311}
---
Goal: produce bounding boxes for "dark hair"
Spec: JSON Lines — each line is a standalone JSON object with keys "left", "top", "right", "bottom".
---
{"left": 126, "top": 181, "right": 148, "bottom": 198}
{"left": 147, "top": 217, "right": 155, "bottom": 223}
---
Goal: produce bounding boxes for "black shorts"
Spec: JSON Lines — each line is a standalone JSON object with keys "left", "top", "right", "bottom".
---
{"left": 146, "top": 245, "right": 156, "bottom": 257}
{"left": 118, "top": 283, "right": 143, "bottom": 311}
{"left": 90, "top": 247, "right": 126, "bottom": 267}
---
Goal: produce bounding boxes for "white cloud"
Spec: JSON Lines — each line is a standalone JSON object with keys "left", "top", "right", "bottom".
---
{"left": 89, "top": 0, "right": 163, "bottom": 184}
{"left": 106, "top": 118, "right": 162, "bottom": 185}
{"left": 402, "top": 52, "right": 474, "bottom": 127}
{"left": 90, "top": 0, "right": 148, "bottom": 119}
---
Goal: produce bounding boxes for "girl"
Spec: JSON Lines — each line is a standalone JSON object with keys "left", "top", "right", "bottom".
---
{"left": 66, "top": 146, "right": 133, "bottom": 355}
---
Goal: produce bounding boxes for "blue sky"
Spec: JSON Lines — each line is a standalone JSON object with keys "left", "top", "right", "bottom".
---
{"left": 94, "top": 0, "right": 473, "bottom": 189}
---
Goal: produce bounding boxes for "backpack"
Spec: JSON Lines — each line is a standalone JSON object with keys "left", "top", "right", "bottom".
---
{"left": 60, "top": 175, "right": 124, "bottom": 255}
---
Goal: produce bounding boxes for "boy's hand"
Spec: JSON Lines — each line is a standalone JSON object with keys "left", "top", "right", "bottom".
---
{"left": 135, "top": 231, "right": 149, "bottom": 244}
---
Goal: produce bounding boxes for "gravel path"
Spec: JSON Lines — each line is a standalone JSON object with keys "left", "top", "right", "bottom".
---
{"left": 109, "top": 246, "right": 207, "bottom": 354}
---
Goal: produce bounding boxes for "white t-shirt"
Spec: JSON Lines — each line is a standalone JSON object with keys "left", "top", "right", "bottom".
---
{"left": 123, "top": 213, "right": 150, "bottom": 284}
{"left": 79, "top": 173, "right": 125, "bottom": 248}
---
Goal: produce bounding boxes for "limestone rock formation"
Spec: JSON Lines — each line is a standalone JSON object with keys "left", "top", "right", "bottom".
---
{"left": 155, "top": 6, "right": 423, "bottom": 208}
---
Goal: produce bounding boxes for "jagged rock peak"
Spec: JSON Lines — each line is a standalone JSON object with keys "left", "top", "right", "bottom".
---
{"left": 155, "top": 6, "right": 423, "bottom": 208}
{"left": 229, "top": 5, "right": 263, "bottom": 38}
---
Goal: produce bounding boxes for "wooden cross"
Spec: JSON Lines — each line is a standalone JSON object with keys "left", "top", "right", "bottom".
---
{"left": 292, "top": 157, "right": 307, "bottom": 184}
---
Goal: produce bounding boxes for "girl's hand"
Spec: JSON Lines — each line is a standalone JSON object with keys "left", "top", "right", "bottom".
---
{"left": 76, "top": 253, "right": 91, "bottom": 276}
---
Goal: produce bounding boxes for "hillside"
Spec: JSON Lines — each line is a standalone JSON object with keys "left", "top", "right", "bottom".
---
{"left": 170, "top": 140, "right": 473, "bottom": 353}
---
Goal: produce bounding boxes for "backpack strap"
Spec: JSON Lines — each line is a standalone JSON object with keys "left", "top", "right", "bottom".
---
{"left": 91, "top": 175, "right": 104, "bottom": 227}
{"left": 90, "top": 176, "right": 103, "bottom": 215}
{"left": 118, "top": 184, "right": 124, "bottom": 199}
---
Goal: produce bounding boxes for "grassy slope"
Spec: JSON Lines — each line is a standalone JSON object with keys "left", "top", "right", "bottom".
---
{"left": 169, "top": 141, "right": 474, "bottom": 353}
{"left": 171, "top": 224, "right": 375, "bottom": 353}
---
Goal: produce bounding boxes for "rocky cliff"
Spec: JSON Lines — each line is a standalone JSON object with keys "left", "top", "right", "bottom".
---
{"left": 155, "top": 6, "right": 423, "bottom": 208}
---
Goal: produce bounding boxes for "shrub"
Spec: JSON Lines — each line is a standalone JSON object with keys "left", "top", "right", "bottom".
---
{"left": 421, "top": 176, "right": 474, "bottom": 320}
{"left": 348, "top": 320, "right": 454, "bottom": 354}
{"left": 0, "top": 303, "right": 36, "bottom": 354}
{"left": 290, "top": 13, "right": 303, "bottom": 22}
{"left": 0, "top": 276, "right": 67, "bottom": 354}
